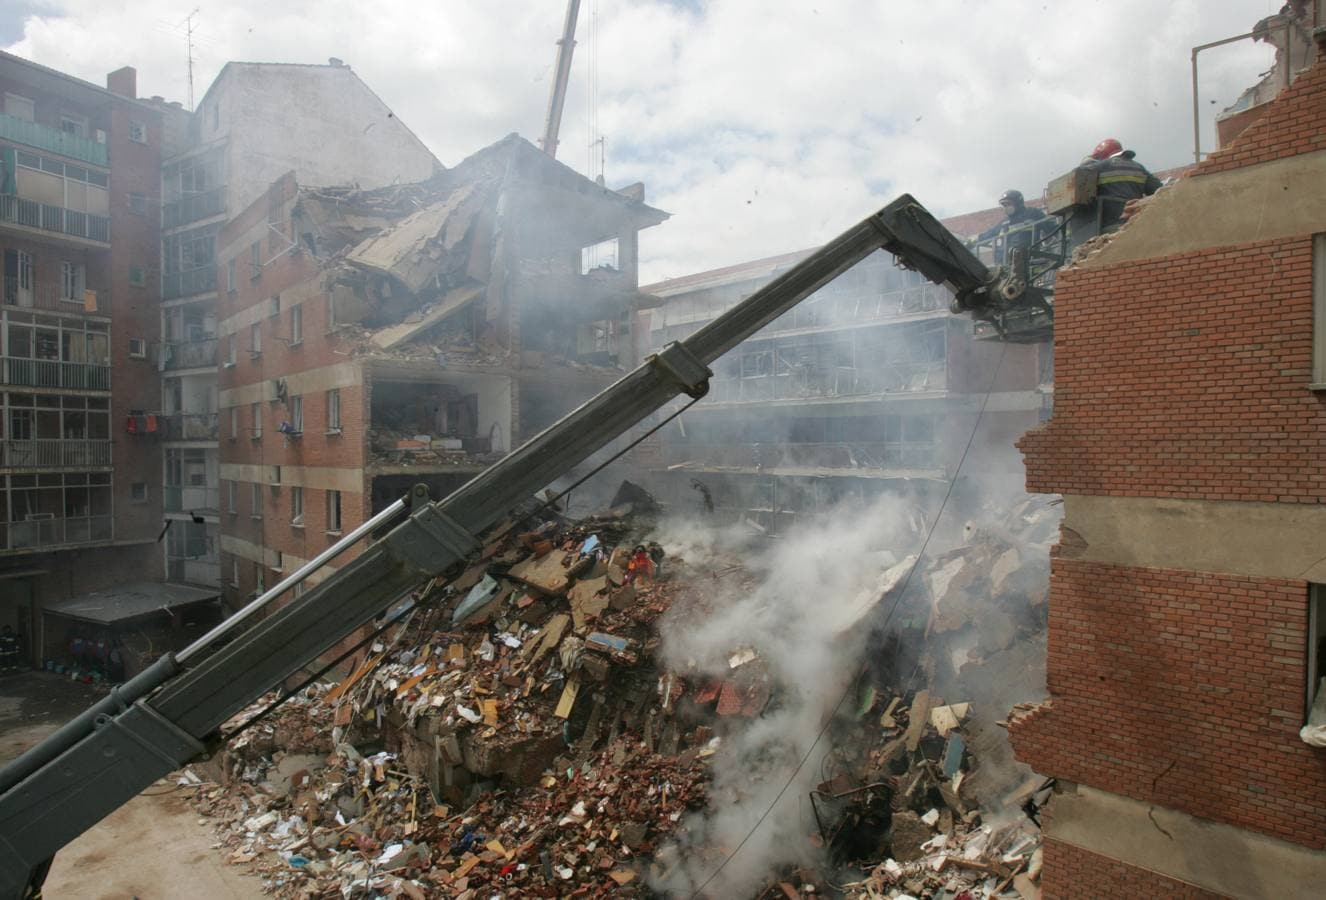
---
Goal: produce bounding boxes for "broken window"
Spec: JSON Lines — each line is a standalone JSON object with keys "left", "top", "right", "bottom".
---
{"left": 327, "top": 489, "right": 342, "bottom": 533}
{"left": 290, "top": 396, "right": 303, "bottom": 433}
{"left": 327, "top": 389, "right": 341, "bottom": 431}
{"left": 1313, "top": 234, "right": 1326, "bottom": 388}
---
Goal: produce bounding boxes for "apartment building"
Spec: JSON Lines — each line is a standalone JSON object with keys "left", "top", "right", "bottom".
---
{"left": 156, "top": 60, "right": 439, "bottom": 589}
{"left": 1008, "top": 18, "right": 1326, "bottom": 898}
{"left": 0, "top": 54, "right": 170, "bottom": 661}
{"left": 639, "top": 227, "right": 1049, "bottom": 534}
{"left": 216, "top": 135, "right": 666, "bottom": 606}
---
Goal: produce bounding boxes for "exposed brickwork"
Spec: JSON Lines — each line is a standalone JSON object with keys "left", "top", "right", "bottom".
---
{"left": 1009, "top": 559, "right": 1326, "bottom": 849}
{"left": 1040, "top": 838, "right": 1230, "bottom": 900}
{"left": 1193, "top": 58, "right": 1326, "bottom": 176}
{"left": 1018, "top": 238, "right": 1324, "bottom": 502}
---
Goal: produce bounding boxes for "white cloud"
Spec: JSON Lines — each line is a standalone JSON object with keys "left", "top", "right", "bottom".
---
{"left": 6, "top": 0, "right": 1279, "bottom": 280}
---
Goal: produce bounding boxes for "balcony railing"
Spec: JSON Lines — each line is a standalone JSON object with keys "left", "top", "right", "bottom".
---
{"left": 0, "top": 113, "right": 109, "bottom": 167}
{"left": 3, "top": 276, "right": 103, "bottom": 315}
{"left": 167, "top": 555, "right": 220, "bottom": 587}
{"left": 0, "top": 193, "right": 110, "bottom": 244}
{"left": 162, "top": 187, "right": 225, "bottom": 229}
{"left": 163, "top": 413, "right": 219, "bottom": 441}
{"left": 0, "top": 439, "right": 111, "bottom": 469}
{"left": 660, "top": 440, "right": 939, "bottom": 472}
{"left": 162, "top": 265, "right": 217, "bottom": 300}
{"left": 1, "top": 357, "right": 111, "bottom": 390}
{"left": 157, "top": 338, "right": 217, "bottom": 371}
{"left": 708, "top": 362, "right": 946, "bottom": 404}
{"left": 164, "top": 485, "right": 220, "bottom": 513}
{"left": 1, "top": 514, "right": 113, "bottom": 553}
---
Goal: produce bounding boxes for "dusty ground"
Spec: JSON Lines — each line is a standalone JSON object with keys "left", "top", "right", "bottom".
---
{"left": 0, "top": 671, "right": 263, "bottom": 899}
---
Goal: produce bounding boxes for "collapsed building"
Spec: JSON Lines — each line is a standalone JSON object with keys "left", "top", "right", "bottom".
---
{"left": 213, "top": 134, "right": 666, "bottom": 601}
{"left": 186, "top": 481, "right": 1060, "bottom": 898}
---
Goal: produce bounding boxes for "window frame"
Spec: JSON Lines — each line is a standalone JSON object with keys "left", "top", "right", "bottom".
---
{"left": 251, "top": 482, "right": 263, "bottom": 519}
{"left": 291, "top": 486, "right": 304, "bottom": 527}
{"left": 290, "top": 304, "right": 303, "bottom": 346}
{"left": 327, "top": 489, "right": 342, "bottom": 534}
{"left": 326, "top": 388, "right": 341, "bottom": 432}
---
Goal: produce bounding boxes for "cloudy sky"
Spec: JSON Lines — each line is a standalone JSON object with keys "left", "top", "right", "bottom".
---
{"left": 5, "top": 0, "right": 1282, "bottom": 282}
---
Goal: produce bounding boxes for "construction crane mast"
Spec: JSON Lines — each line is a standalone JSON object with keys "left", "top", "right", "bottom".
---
{"left": 539, "top": 0, "right": 582, "bottom": 159}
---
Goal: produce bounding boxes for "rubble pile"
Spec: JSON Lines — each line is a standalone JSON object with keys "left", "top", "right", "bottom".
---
{"left": 187, "top": 488, "right": 1059, "bottom": 899}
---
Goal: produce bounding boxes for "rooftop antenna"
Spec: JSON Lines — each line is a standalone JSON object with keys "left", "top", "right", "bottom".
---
{"left": 185, "top": 7, "right": 201, "bottom": 111}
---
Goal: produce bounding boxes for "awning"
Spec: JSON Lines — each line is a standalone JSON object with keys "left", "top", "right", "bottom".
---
{"left": 43, "top": 582, "right": 220, "bottom": 626}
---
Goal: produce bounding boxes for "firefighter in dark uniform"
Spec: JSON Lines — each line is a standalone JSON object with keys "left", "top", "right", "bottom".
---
{"left": 977, "top": 190, "right": 1047, "bottom": 241}
{"left": 1070, "top": 138, "right": 1163, "bottom": 247}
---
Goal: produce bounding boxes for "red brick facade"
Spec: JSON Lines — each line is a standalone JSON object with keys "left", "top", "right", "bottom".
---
{"left": 1040, "top": 838, "right": 1230, "bottom": 900}
{"left": 1018, "top": 237, "right": 1323, "bottom": 502}
{"left": 1010, "top": 559, "right": 1326, "bottom": 847}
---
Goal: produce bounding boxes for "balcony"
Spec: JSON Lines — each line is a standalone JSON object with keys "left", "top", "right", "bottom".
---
{"left": 660, "top": 440, "right": 940, "bottom": 473}
{"left": 164, "top": 485, "right": 219, "bottom": 514}
{"left": 162, "top": 266, "right": 216, "bottom": 301}
{"left": 3, "top": 277, "right": 103, "bottom": 315}
{"left": 0, "top": 194, "right": 110, "bottom": 244}
{"left": 707, "top": 361, "right": 947, "bottom": 405}
{"left": 158, "top": 338, "right": 217, "bottom": 371}
{"left": 1, "top": 357, "right": 111, "bottom": 391}
{"left": 0, "top": 113, "right": 109, "bottom": 167}
{"left": 163, "top": 413, "right": 219, "bottom": 442}
{"left": 167, "top": 553, "right": 220, "bottom": 587}
{"left": 162, "top": 187, "right": 225, "bottom": 229}
{"left": 0, "top": 514, "right": 112, "bottom": 553}
{"left": 0, "top": 439, "right": 111, "bottom": 469}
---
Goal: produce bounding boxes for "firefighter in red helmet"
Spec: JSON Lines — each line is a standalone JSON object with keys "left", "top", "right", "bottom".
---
{"left": 1068, "top": 138, "right": 1163, "bottom": 248}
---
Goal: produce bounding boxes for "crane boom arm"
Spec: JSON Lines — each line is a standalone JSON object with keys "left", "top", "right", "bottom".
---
{"left": 540, "top": 0, "right": 582, "bottom": 158}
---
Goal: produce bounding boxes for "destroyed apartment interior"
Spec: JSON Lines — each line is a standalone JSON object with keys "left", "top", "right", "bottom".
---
{"left": 0, "top": 2, "right": 1325, "bottom": 899}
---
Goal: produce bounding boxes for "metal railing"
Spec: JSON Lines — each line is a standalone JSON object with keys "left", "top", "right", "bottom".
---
{"left": 1, "top": 357, "right": 111, "bottom": 390}
{"left": 1, "top": 515, "right": 113, "bottom": 553}
{"left": 708, "top": 361, "right": 946, "bottom": 404}
{"left": 0, "top": 113, "right": 109, "bottom": 167}
{"left": 162, "top": 187, "right": 225, "bottom": 229}
{"left": 0, "top": 194, "right": 110, "bottom": 243}
{"left": 0, "top": 439, "right": 111, "bottom": 469}
{"left": 157, "top": 338, "right": 217, "bottom": 371}
{"left": 164, "top": 485, "right": 220, "bottom": 513}
{"left": 163, "top": 413, "right": 219, "bottom": 441}
{"left": 3, "top": 276, "right": 102, "bottom": 314}
{"left": 162, "top": 265, "right": 217, "bottom": 300}
{"left": 661, "top": 440, "right": 939, "bottom": 471}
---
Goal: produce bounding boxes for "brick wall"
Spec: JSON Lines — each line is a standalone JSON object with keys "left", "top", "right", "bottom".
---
{"left": 1018, "top": 237, "right": 1325, "bottom": 502}
{"left": 1040, "top": 838, "right": 1230, "bottom": 900}
{"left": 1194, "top": 58, "right": 1326, "bottom": 176}
{"left": 1009, "top": 559, "right": 1326, "bottom": 849}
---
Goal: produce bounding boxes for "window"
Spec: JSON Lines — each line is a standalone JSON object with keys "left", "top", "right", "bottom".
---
{"left": 231, "top": 558, "right": 240, "bottom": 588}
{"left": 327, "top": 489, "right": 342, "bottom": 533}
{"left": 274, "top": 550, "right": 284, "bottom": 572}
{"left": 59, "top": 113, "right": 87, "bottom": 138}
{"left": 250, "top": 241, "right": 261, "bottom": 280}
{"left": 254, "top": 562, "right": 265, "bottom": 594}
{"left": 250, "top": 322, "right": 262, "bottom": 356}
{"left": 128, "top": 338, "right": 147, "bottom": 359}
{"left": 1309, "top": 586, "right": 1326, "bottom": 723}
{"left": 130, "top": 482, "right": 147, "bottom": 502}
{"left": 327, "top": 389, "right": 341, "bottom": 432}
{"left": 272, "top": 465, "right": 281, "bottom": 484}
{"left": 1313, "top": 234, "right": 1326, "bottom": 388}
{"left": 128, "top": 192, "right": 147, "bottom": 215}
{"left": 290, "top": 395, "right": 304, "bottom": 432}
{"left": 225, "top": 334, "right": 236, "bottom": 366}
{"left": 293, "top": 582, "right": 307, "bottom": 599}
{"left": 129, "top": 265, "right": 146, "bottom": 288}
{"left": 230, "top": 407, "right": 238, "bottom": 440}
{"left": 290, "top": 304, "right": 303, "bottom": 345}
{"left": 226, "top": 258, "right": 237, "bottom": 294}
{"left": 251, "top": 402, "right": 262, "bottom": 439}
{"left": 291, "top": 487, "right": 304, "bottom": 526}
{"left": 580, "top": 237, "right": 620, "bottom": 274}
{"left": 3, "top": 93, "right": 34, "bottom": 122}
{"left": 128, "top": 120, "right": 147, "bottom": 143}
{"left": 227, "top": 479, "right": 237, "bottom": 513}
{"left": 251, "top": 482, "right": 263, "bottom": 518}
{"left": 60, "top": 262, "right": 85, "bottom": 303}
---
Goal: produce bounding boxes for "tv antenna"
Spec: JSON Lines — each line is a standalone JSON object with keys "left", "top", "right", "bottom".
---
{"left": 185, "top": 7, "right": 201, "bottom": 111}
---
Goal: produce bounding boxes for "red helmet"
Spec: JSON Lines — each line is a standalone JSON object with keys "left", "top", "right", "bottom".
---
{"left": 1092, "top": 138, "right": 1123, "bottom": 160}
